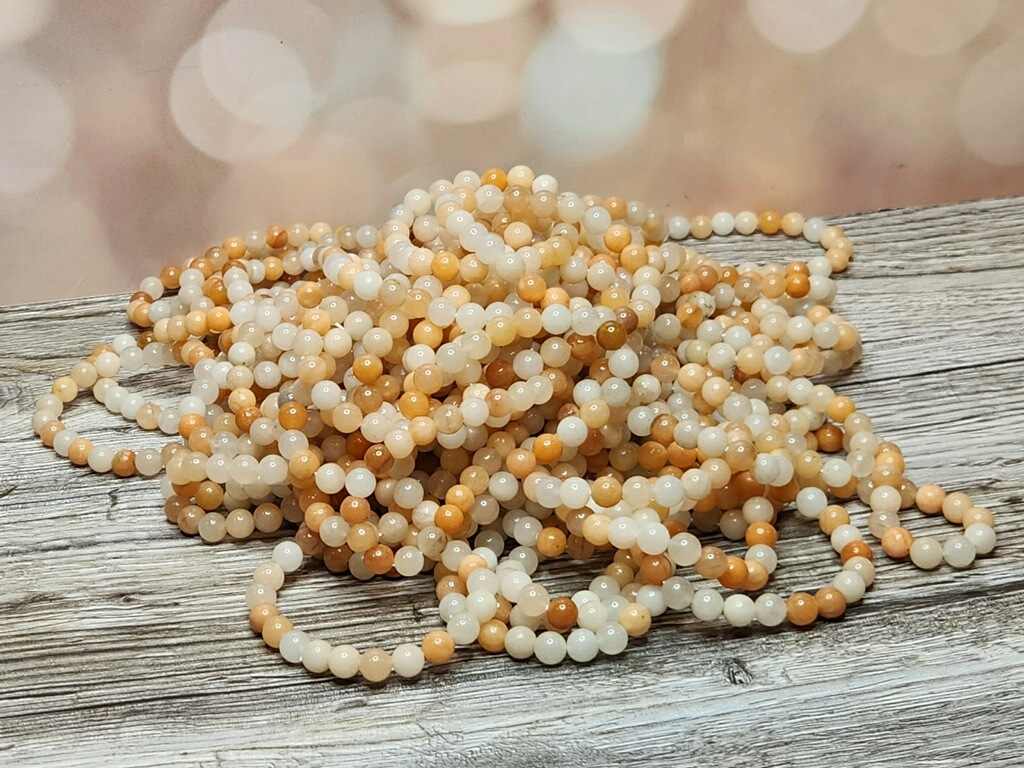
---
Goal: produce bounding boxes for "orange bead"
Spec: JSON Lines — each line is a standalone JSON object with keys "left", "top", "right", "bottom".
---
{"left": 533, "top": 433, "right": 563, "bottom": 464}
{"left": 718, "top": 556, "right": 748, "bottom": 589}
{"left": 745, "top": 521, "right": 778, "bottom": 547}
{"left": 787, "top": 592, "right": 818, "bottom": 626}
{"left": 815, "top": 586, "right": 847, "bottom": 620}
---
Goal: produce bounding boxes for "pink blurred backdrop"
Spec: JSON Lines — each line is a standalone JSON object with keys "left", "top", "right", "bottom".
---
{"left": 1, "top": 0, "right": 1022, "bottom": 304}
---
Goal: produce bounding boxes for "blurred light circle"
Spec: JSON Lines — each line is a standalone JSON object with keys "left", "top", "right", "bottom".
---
{"left": 958, "top": 38, "right": 1024, "bottom": 166}
{"left": 0, "top": 0, "right": 53, "bottom": 48}
{"left": 554, "top": 0, "right": 690, "bottom": 53}
{"left": 520, "top": 29, "right": 663, "bottom": 160}
{"left": 330, "top": 3, "right": 403, "bottom": 102}
{"left": 206, "top": 0, "right": 336, "bottom": 88}
{"left": 747, "top": 0, "right": 866, "bottom": 54}
{"left": 398, "top": 0, "right": 535, "bottom": 25}
{"left": 874, "top": 0, "right": 998, "bottom": 57}
{"left": 170, "top": 38, "right": 309, "bottom": 163}
{"left": 199, "top": 28, "right": 314, "bottom": 128}
{"left": 413, "top": 59, "right": 519, "bottom": 124}
{"left": 0, "top": 56, "right": 72, "bottom": 196}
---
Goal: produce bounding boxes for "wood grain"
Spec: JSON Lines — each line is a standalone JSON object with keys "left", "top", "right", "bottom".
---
{"left": 1, "top": 197, "right": 1023, "bottom": 768}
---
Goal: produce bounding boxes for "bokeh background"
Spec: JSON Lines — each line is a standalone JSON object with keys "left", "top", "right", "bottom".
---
{"left": 1, "top": 0, "right": 1023, "bottom": 305}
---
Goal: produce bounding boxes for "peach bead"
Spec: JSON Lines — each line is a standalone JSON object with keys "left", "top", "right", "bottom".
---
{"left": 881, "top": 526, "right": 913, "bottom": 559}
{"left": 422, "top": 630, "right": 455, "bottom": 664}
{"left": 786, "top": 592, "right": 818, "bottom": 626}
{"left": 815, "top": 586, "right": 847, "bottom": 620}
{"left": 262, "top": 615, "right": 293, "bottom": 648}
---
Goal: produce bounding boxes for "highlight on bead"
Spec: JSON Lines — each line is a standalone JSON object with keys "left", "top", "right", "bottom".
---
{"left": 33, "top": 164, "right": 997, "bottom": 682}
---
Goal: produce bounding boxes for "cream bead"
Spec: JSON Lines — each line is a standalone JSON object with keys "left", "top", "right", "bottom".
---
{"left": 909, "top": 537, "right": 943, "bottom": 570}
{"left": 329, "top": 645, "right": 361, "bottom": 679}
{"left": 943, "top": 535, "right": 976, "bottom": 569}
{"left": 754, "top": 593, "right": 787, "bottom": 627}
{"left": 723, "top": 594, "right": 755, "bottom": 627}
{"left": 504, "top": 626, "right": 536, "bottom": 659}
{"left": 691, "top": 589, "right": 724, "bottom": 621}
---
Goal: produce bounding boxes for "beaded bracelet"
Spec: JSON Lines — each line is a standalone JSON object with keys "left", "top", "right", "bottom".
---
{"left": 31, "top": 164, "right": 997, "bottom": 683}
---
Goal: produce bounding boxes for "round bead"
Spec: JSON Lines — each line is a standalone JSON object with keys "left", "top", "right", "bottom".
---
{"left": 943, "top": 535, "right": 976, "bottom": 569}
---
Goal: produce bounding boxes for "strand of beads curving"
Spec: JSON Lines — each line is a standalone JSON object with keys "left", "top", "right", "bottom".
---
{"left": 32, "top": 165, "right": 997, "bottom": 682}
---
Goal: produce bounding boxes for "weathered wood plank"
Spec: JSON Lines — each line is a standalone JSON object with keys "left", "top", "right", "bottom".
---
{"left": 1, "top": 198, "right": 1023, "bottom": 767}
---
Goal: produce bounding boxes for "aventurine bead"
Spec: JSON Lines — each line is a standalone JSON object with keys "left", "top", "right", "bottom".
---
{"left": 754, "top": 593, "right": 787, "bottom": 626}
{"left": 534, "top": 631, "right": 567, "bottom": 665}
{"left": 831, "top": 570, "right": 866, "bottom": 603}
{"left": 392, "top": 643, "right": 425, "bottom": 677}
{"left": 504, "top": 626, "right": 536, "bottom": 659}
{"left": 566, "top": 628, "right": 599, "bottom": 663}
{"left": 279, "top": 629, "right": 307, "bottom": 663}
{"left": 964, "top": 523, "right": 996, "bottom": 555}
{"left": 943, "top": 535, "right": 976, "bottom": 568}
{"left": 360, "top": 648, "right": 392, "bottom": 682}
{"left": 302, "top": 639, "right": 332, "bottom": 674}
{"left": 329, "top": 645, "right": 361, "bottom": 678}
{"left": 691, "top": 589, "right": 723, "bottom": 621}
{"left": 723, "top": 594, "right": 755, "bottom": 627}
{"left": 909, "top": 537, "right": 942, "bottom": 569}
{"left": 272, "top": 541, "right": 304, "bottom": 573}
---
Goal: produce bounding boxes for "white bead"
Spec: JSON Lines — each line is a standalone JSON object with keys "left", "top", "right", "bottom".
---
{"left": 636, "top": 522, "right": 670, "bottom": 555}
{"left": 596, "top": 622, "right": 628, "bottom": 655}
{"left": 329, "top": 644, "right": 361, "bottom": 678}
{"left": 534, "top": 631, "right": 567, "bottom": 665}
{"left": 909, "top": 536, "right": 943, "bottom": 569}
{"left": 392, "top": 643, "right": 425, "bottom": 678}
{"left": 504, "top": 626, "right": 536, "bottom": 659}
{"left": 662, "top": 576, "right": 694, "bottom": 610}
{"left": 830, "top": 523, "right": 862, "bottom": 553}
{"left": 394, "top": 546, "right": 425, "bottom": 577}
{"left": 796, "top": 487, "right": 827, "bottom": 519}
{"left": 844, "top": 555, "right": 876, "bottom": 587}
{"left": 87, "top": 446, "right": 114, "bottom": 473}
{"left": 447, "top": 612, "right": 480, "bottom": 645}
{"left": 302, "top": 639, "right": 332, "bottom": 674}
{"left": 279, "top": 630, "right": 307, "bottom": 664}
{"left": 272, "top": 541, "right": 304, "bottom": 573}
{"left": 345, "top": 467, "right": 376, "bottom": 498}
{"left": 439, "top": 593, "right": 467, "bottom": 622}
{"left": 636, "top": 585, "right": 666, "bottom": 617}
{"left": 754, "top": 593, "right": 787, "bottom": 626}
{"left": 95, "top": 351, "right": 120, "bottom": 378}
{"left": 746, "top": 544, "right": 778, "bottom": 574}
{"left": 577, "top": 600, "right": 608, "bottom": 631}
{"left": 566, "top": 628, "right": 599, "bottom": 663}
{"left": 943, "top": 535, "right": 976, "bottom": 569}
{"left": 734, "top": 211, "right": 758, "bottom": 235}
{"left": 668, "top": 532, "right": 702, "bottom": 566}
{"left": 589, "top": 576, "right": 619, "bottom": 601}
{"left": 964, "top": 523, "right": 996, "bottom": 555}
{"left": 831, "top": 570, "right": 866, "bottom": 603}
{"left": 466, "top": 591, "right": 498, "bottom": 622}
{"left": 691, "top": 589, "right": 723, "bottom": 621}
{"left": 870, "top": 485, "right": 901, "bottom": 514}
{"left": 803, "top": 217, "right": 826, "bottom": 243}
{"left": 53, "top": 430, "right": 77, "bottom": 456}
{"left": 711, "top": 211, "right": 734, "bottom": 236}
{"left": 668, "top": 215, "right": 689, "bottom": 239}
{"left": 723, "top": 594, "right": 755, "bottom": 627}
{"left": 314, "top": 463, "right": 346, "bottom": 494}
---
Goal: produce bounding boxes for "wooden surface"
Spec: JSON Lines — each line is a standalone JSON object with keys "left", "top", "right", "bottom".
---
{"left": 1, "top": 198, "right": 1023, "bottom": 768}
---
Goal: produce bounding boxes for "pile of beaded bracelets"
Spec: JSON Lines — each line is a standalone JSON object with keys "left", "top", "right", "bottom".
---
{"left": 33, "top": 165, "right": 997, "bottom": 682}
